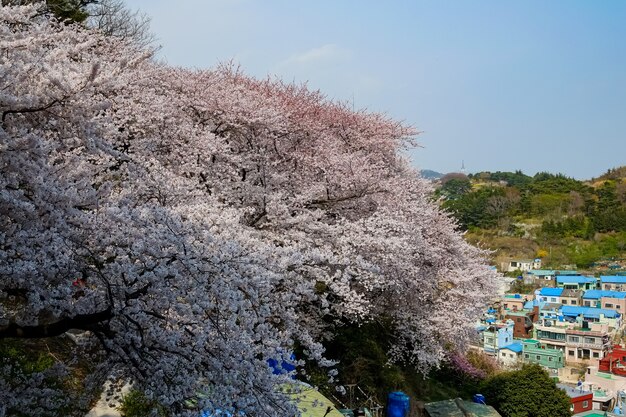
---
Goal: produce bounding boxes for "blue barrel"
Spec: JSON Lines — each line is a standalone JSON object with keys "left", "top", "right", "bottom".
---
{"left": 472, "top": 394, "right": 486, "bottom": 404}
{"left": 386, "top": 391, "right": 409, "bottom": 417}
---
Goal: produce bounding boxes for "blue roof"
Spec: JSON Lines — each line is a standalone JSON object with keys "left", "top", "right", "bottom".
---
{"left": 556, "top": 275, "right": 596, "bottom": 284}
{"left": 528, "top": 270, "right": 556, "bottom": 276}
{"left": 539, "top": 288, "right": 564, "bottom": 297}
{"left": 524, "top": 299, "right": 545, "bottom": 310}
{"left": 561, "top": 305, "right": 621, "bottom": 319}
{"left": 583, "top": 290, "right": 626, "bottom": 300}
{"left": 501, "top": 342, "right": 523, "bottom": 353}
{"left": 601, "top": 276, "right": 626, "bottom": 284}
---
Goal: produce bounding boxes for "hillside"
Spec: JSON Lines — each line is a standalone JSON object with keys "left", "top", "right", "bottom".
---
{"left": 434, "top": 167, "right": 626, "bottom": 271}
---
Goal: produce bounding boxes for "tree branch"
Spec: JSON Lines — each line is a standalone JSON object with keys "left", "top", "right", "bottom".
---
{"left": 0, "top": 307, "right": 112, "bottom": 339}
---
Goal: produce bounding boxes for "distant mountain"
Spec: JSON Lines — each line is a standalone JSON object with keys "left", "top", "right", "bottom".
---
{"left": 420, "top": 169, "right": 445, "bottom": 180}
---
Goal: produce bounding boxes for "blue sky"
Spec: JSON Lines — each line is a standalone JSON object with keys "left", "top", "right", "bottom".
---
{"left": 126, "top": 0, "right": 626, "bottom": 179}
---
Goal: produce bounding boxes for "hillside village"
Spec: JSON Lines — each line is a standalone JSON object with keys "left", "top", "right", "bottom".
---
{"left": 479, "top": 264, "right": 626, "bottom": 415}
{"left": 434, "top": 167, "right": 626, "bottom": 274}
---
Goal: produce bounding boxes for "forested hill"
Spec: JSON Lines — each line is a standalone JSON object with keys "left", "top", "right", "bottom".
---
{"left": 435, "top": 168, "right": 626, "bottom": 270}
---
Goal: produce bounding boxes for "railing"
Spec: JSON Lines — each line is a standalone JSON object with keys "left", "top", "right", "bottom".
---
{"left": 566, "top": 341, "right": 608, "bottom": 350}
{"left": 534, "top": 323, "right": 567, "bottom": 333}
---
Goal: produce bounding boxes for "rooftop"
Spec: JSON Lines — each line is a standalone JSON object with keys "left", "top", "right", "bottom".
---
{"left": 505, "top": 311, "right": 530, "bottom": 317}
{"left": 557, "top": 384, "right": 593, "bottom": 399}
{"left": 528, "top": 270, "right": 578, "bottom": 276}
{"left": 601, "top": 276, "right": 626, "bottom": 284}
{"left": 557, "top": 275, "right": 597, "bottom": 284}
{"left": 523, "top": 299, "right": 545, "bottom": 310}
{"left": 539, "top": 288, "right": 564, "bottom": 297}
{"left": 424, "top": 398, "right": 502, "bottom": 417}
{"left": 541, "top": 302, "right": 564, "bottom": 310}
{"left": 561, "top": 289, "right": 582, "bottom": 297}
{"left": 583, "top": 290, "right": 626, "bottom": 300}
{"left": 501, "top": 342, "right": 523, "bottom": 353}
{"left": 561, "top": 305, "right": 621, "bottom": 319}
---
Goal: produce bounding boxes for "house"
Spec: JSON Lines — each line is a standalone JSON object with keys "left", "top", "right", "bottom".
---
{"left": 527, "top": 269, "right": 578, "bottom": 286}
{"left": 557, "top": 384, "right": 593, "bottom": 415}
{"left": 505, "top": 309, "right": 538, "bottom": 338}
{"left": 501, "top": 258, "right": 541, "bottom": 273}
{"left": 482, "top": 321, "right": 515, "bottom": 356}
{"left": 561, "top": 306, "right": 622, "bottom": 330}
{"left": 501, "top": 293, "right": 532, "bottom": 312}
{"left": 424, "top": 398, "right": 502, "bottom": 417}
{"left": 536, "top": 287, "right": 564, "bottom": 304}
{"left": 560, "top": 289, "right": 583, "bottom": 306}
{"left": 522, "top": 339, "right": 565, "bottom": 370}
{"left": 564, "top": 325, "right": 610, "bottom": 364}
{"left": 600, "top": 276, "right": 626, "bottom": 291}
{"left": 527, "top": 269, "right": 558, "bottom": 281}
{"left": 556, "top": 275, "right": 597, "bottom": 291}
{"left": 582, "top": 290, "right": 626, "bottom": 311}
{"left": 534, "top": 309, "right": 568, "bottom": 352}
{"left": 598, "top": 345, "right": 626, "bottom": 377}
{"left": 532, "top": 309, "right": 611, "bottom": 365}
{"left": 582, "top": 366, "right": 621, "bottom": 411}
{"left": 498, "top": 342, "right": 523, "bottom": 368}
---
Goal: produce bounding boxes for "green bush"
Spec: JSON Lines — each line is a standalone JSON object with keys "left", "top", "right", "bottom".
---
{"left": 480, "top": 364, "right": 571, "bottom": 417}
{"left": 119, "top": 390, "right": 168, "bottom": 417}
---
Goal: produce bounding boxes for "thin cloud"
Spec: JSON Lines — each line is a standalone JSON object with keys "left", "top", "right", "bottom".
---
{"left": 279, "top": 44, "right": 352, "bottom": 66}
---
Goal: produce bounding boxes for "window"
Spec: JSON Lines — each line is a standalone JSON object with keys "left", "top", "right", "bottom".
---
{"left": 582, "top": 400, "right": 589, "bottom": 408}
{"left": 501, "top": 352, "right": 506, "bottom": 357}
{"left": 562, "top": 299, "right": 567, "bottom": 304}
{"left": 585, "top": 337, "right": 595, "bottom": 344}
{"left": 524, "top": 354, "right": 529, "bottom": 359}
{"left": 593, "top": 352, "right": 600, "bottom": 358}
{"left": 510, "top": 354, "right": 514, "bottom": 358}
{"left": 536, "top": 355, "right": 541, "bottom": 360}
{"left": 606, "top": 303, "right": 614, "bottom": 308}
{"left": 551, "top": 297, "right": 557, "bottom": 302}
{"left": 517, "top": 318, "right": 522, "bottom": 323}
{"left": 584, "top": 301, "right": 591, "bottom": 307}
{"left": 559, "top": 357, "right": 562, "bottom": 362}
{"left": 569, "top": 350, "right": 575, "bottom": 356}
{"left": 571, "top": 300, "right": 577, "bottom": 305}
{"left": 618, "top": 305, "right": 621, "bottom": 309}
{"left": 548, "top": 357, "right": 553, "bottom": 362}
{"left": 570, "top": 336, "right": 580, "bottom": 343}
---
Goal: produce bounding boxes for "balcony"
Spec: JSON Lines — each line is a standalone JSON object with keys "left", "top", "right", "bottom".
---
{"left": 534, "top": 323, "right": 567, "bottom": 333}
{"left": 566, "top": 339, "right": 610, "bottom": 350}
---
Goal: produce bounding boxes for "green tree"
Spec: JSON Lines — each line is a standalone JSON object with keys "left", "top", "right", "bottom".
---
{"left": 1, "top": 0, "right": 94, "bottom": 23}
{"left": 438, "top": 178, "right": 472, "bottom": 200}
{"left": 480, "top": 364, "right": 571, "bottom": 417}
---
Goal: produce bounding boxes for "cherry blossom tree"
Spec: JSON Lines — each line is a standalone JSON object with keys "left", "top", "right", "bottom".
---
{"left": 0, "top": 5, "right": 498, "bottom": 416}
